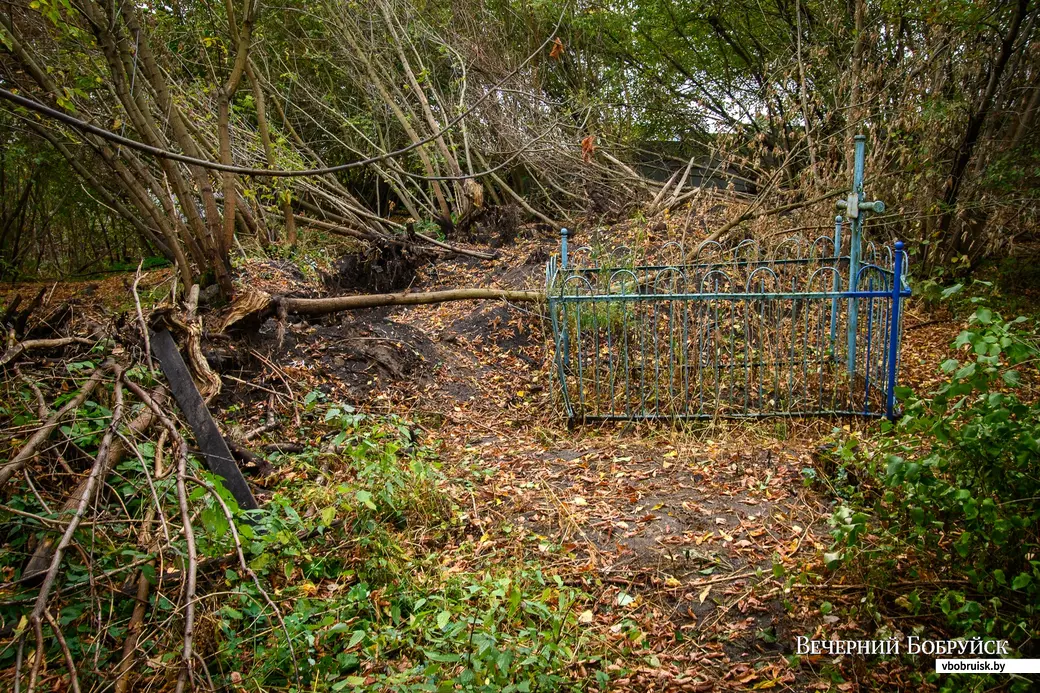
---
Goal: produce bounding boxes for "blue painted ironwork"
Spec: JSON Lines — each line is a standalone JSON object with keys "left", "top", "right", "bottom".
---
{"left": 546, "top": 138, "right": 909, "bottom": 422}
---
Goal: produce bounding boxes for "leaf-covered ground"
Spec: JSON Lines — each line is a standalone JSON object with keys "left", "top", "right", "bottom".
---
{"left": 203, "top": 225, "right": 964, "bottom": 689}
{"left": 0, "top": 223, "right": 969, "bottom": 691}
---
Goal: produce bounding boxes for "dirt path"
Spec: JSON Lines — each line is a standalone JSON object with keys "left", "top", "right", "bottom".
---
{"left": 3, "top": 226, "right": 964, "bottom": 690}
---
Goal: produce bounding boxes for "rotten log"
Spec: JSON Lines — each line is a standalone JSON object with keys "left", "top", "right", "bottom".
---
{"left": 220, "top": 287, "right": 544, "bottom": 331}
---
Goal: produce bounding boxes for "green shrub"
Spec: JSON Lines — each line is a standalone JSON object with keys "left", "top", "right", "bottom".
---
{"left": 830, "top": 306, "right": 1040, "bottom": 649}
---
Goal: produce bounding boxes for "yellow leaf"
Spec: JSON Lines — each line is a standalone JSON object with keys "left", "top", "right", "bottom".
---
{"left": 698, "top": 585, "right": 711, "bottom": 603}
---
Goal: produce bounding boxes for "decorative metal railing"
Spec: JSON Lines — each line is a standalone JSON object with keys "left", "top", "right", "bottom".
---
{"left": 546, "top": 136, "right": 911, "bottom": 422}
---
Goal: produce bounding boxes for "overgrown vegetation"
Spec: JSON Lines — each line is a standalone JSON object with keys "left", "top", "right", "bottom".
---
{"left": 2, "top": 0, "right": 1040, "bottom": 689}
{"left": 2, "top": 0, "right": 1038, "bottom": 289}
{"left": 0, "top": 370, "right": 605, "bottom": 690}
{"left": 820, "top": 274, "right": 1040, "bottom": 688}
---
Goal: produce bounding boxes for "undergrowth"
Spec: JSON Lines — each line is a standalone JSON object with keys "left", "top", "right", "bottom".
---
{"left": 818, "top": 278, "right": 1040, "bottom": 691}
{"left": 0, "top": 378, "right": 606, "bottom": 691}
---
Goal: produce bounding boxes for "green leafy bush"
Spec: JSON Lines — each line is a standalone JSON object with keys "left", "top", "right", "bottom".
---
{"left": 830, "top": 306, "right": 1040, "bottom": 648}
{"left": 0, "top": 396, "right": 604, "bottom": 691}
{"left": 204, "top": 405, "right": 603, "bottom": 690}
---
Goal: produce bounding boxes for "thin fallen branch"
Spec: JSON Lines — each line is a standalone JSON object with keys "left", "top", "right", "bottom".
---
{"left": 0, "top": 364, "right": 110, "bottom": 486}
{"left": 281, "top": 287, "right": 543, "bottom": 315}
{"left": 241, "top": 394, "right": 277, "bottom": 441}
{"left": 173, "top": 431, "right": 197, "bottom": 693}
{"left": 112, "top": 428, "right": 167, "bottom": 693}
{"left": 20, "top": 369, "right": 125, "bottom": 693}
{"left": 14, "top": 364, "right": 49, "bottom": 418}
{"left": 21, "top": 387, "right": 164, "bottom": 581}
{"left": 412, "top": 230, "right": 497, "bottom": 260}
{"left": 118, "top": 378, "right": 200, "bottom": 693}
{"left": 43, "top": 610, "right": 81, "bottom": 693}
{"left": 132, "top": 261, "right": 153, "bottom": 368}
{"left": 694, "top": 188, "right": 845, "bottom": 255}
{"left": 0, "top": 336, "right": 95, "bottom": 368}
{"left": 187, "top": 475, "right": 300, "bottom": 686}
{"left": 292, "top": 208, "right": 496, "bottom": 260}
{"left": 220, "top": 287, "right": 543, "bottom": 331}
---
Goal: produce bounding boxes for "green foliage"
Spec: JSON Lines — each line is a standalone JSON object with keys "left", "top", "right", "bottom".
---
{"left": 827, "top": 305, "right": 1040, "bottom": 647}
{"left": 217, "top": 561, "right": 590, "bottom": 691}
{"left": 413, "top": 217, "right": 445, "bottom": 241}
{"left": 199, "top": 404, "right": 602, "bottom": 690}
{"left": 103, "top": 256, "right": 171, "bottom": 274}
{"left": 0, "top": 395, "right": 603, "bottom": 690}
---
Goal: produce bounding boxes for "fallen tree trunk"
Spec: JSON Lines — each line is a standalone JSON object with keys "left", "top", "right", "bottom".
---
{"left": 283, "top": 288, "right": 543, "bottom": 314}
{"left": 221, "top": 287, "right": 544, "bottom": 331}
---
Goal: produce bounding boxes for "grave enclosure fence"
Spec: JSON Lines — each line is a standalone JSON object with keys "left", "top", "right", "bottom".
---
{"left": 545, "top": 136, "right": 911, "bottom": 423}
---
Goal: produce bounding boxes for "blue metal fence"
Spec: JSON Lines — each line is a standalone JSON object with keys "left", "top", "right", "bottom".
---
{"left": 546, "top": 137, "right": 911, "bottom": 422}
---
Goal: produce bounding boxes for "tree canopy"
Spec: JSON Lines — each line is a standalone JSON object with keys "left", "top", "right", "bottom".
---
{"left": 1, "top": 0, "right": 1037, "bottom": 284}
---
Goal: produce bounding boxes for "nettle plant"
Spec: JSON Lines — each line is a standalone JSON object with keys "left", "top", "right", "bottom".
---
{"left": 834, "top": 307, "right": 1040, "bottom": 642}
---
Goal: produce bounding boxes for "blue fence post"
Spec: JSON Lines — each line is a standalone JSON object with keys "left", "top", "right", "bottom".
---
{"left": 846, "top": 135, "right": 866, "bottom": 379}
{"left": 885, "top": 241, "right": 905, "bottom": 419}
{"left": 559, "top": 227, "right": 570, "bottom": 369}
{"left": 830, "top": 215, "right": 843, "bottom": 349}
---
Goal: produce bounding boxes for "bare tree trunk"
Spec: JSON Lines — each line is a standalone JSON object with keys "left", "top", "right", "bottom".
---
{"left": 1011, "top": 66, "right": 1040, "bottom": 148}
{"left": 245, "top": 61, "right": 293, "bottom": 245}
{"left": 938, "top": 0, "right": 1029, "bottom": 256}
{"left": 338, "top": 21, "right": 454, "bottom": 221}
{"left": 796, "top": 0, "right": 819, "bottom": 179}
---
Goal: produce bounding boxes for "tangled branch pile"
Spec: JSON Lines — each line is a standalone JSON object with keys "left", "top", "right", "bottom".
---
{"left": 3, "top": 0, "right": 1038, "bottom": 290}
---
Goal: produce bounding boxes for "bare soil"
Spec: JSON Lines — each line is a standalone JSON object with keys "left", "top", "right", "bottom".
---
{"left": 1, "top": 218, "right": 964, "bottom": 691}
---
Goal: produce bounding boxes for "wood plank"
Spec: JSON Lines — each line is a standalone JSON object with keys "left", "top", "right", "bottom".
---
{"left": 151, "top": 328, "right": 258, "bottom": 510}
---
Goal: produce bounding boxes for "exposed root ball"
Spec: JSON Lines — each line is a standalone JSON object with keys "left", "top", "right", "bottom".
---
{"left": 324, "top": 243, "right": 430, "bottom": 293}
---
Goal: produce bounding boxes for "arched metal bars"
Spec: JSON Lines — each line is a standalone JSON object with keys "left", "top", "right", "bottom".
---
{"left": 547, "top": 234, "right": 910, "bottom": 421}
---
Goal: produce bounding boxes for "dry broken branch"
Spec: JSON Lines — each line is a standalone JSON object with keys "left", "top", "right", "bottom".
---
{"left": 220, "top": 286, "right": 543, "bottom": 331}
{"left": 0, "top": 363, "right": 111, "bottom": 485}
{"left": 0, "top": 337, "right": 96, "bottom": 368}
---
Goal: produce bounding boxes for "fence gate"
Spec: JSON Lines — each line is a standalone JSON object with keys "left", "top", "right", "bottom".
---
{"left": 546, "top": 136, "right": 911, "bottom": 422}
